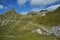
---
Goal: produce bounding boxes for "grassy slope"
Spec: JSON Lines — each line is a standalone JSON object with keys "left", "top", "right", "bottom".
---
{"left": 34, "top": 7, "right": 60, "bottom": 26}
{"left": 0, "top": 7, "right": 60, "bottom": 40}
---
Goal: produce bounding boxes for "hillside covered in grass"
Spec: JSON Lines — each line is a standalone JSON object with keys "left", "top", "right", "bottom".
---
{"left": 0, "top": 7, "right": 60, "bottom": 40}
{"left": 34, "top": 7, "right": 60, "bottom": 26}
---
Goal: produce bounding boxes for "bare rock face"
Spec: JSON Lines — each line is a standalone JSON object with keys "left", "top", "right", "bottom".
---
{"left": 49, "top": 25, "right": 60, "bottom": 37}
{"left": 36, "top": 28, "right": 42, "bottom": 34}
{"left": 35, "top": 25, "right": 60, "bottom": 37}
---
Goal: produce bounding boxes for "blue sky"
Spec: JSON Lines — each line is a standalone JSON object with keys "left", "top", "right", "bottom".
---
{"left": 0, "top": 0, "right": 60, "bottom": 14}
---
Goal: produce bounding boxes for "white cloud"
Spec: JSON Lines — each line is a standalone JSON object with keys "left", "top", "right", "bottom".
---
{"left": 17, "top": 0, "right": 27, "bottom": 5}
{"left": 32, "top": 8, "right": 41, "bottom": 12}
{"left": 31, "top": 0, "right": 57, "bottom": 6}
{"left": 32, "top": 4, "right": 60, "bottom": 12}
{"left": 47, "top": 4, "right": 60, "bottom": 11}
{"left": 32, "top": 7, "right": 46, "bottom": 12}
{"left": 0, "top": 5, "right": 4, "bottom": 9}
{"left": 20, "top": 12, "right": 28, "bottom": 15}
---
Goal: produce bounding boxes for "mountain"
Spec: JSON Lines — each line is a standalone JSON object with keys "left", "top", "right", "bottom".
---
{"left": 34, "top": 6, "right": 60, "bottom": 26}
{"left": 0, "top": 8, "right": 21, "bottom": 36}
{"left": 0, "top": 8, "right": 20, "bottom": 20}
{"left": 52, "top": 6, "right": 60, "bottom": 13}
{"left": 0, "top": 7, "right": 60, "bottom": 40}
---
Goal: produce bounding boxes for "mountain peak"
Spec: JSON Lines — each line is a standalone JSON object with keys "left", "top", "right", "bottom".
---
{"left": 0, "top": 8, "right": 20, "bottom": 20}
{"left": 9, "top": 8, "right": 16, "bottom": 14}
{"left": 4, "top": 8, "right": 17, "bottom": 16}
{"left": 9, "top": 8, "right": 15, "bottom": 12}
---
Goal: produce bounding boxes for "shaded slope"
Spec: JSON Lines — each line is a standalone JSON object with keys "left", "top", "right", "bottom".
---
{"left": 34, "top": 7, "right": 60, "bottom": 26}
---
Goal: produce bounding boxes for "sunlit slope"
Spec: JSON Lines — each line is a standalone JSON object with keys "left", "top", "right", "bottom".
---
{"left": 0, "top": 8, "right": 20, "bottom": 20}
{"left": 0, "top": 7, "right": 60, "bottom": 40}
